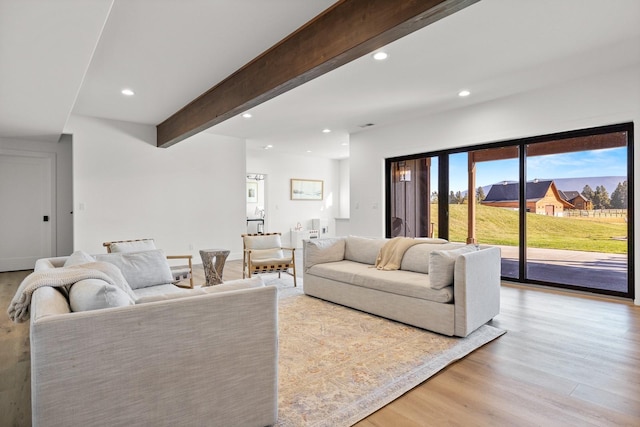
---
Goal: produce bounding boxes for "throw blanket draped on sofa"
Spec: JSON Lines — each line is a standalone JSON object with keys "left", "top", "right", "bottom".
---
{"left": 8, "top": 262, "right": 123, "bottom": 323}
{"left": 375, "top": 237, "right": 429, "bottom": 271}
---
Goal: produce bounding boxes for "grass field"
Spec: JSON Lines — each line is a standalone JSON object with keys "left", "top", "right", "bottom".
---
{"left": 432, "top": 204, "right": 628, "bottom": 254}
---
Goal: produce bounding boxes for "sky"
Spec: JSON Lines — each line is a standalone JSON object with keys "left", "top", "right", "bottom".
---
{"left": 447, "top": 147, "right": 627, "bottom": 192}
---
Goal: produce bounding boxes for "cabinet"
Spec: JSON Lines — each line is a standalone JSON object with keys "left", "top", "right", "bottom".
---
{"left": 290, "top": 229, "right": 319, "bottom": 248}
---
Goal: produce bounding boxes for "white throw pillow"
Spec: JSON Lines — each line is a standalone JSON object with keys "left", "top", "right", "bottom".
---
{"left": 72, "top": 261, "right": 138, "bottom": 301}
{"left": 63, "top": 250, "right": 96, "bottom": 267}
{"left": 95, "top": 250, "right": 174, "bottom": 290}
{"left": 69, "top": 278, "right": 135, "bottom": 312}
{"left": 429, "top": 244, "right": 479, "bottom": 289}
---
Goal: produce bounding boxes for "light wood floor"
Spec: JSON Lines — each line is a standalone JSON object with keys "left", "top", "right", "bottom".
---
{"left": 1, "top": 261, "right": 638, "bottom": 426}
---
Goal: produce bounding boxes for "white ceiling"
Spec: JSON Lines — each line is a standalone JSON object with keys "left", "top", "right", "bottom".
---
{"left": 1, "top": 0, "right": 639, "bottom": 159}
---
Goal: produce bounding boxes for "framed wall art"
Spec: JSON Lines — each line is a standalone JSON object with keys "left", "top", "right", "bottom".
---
{"left": 246, "top": 182, "right": 258, "bottom": 203}
{"left": 290, "top": 179, "right": 323, "bottom": 200}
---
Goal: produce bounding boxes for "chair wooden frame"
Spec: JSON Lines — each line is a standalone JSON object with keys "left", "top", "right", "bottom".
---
{"left": 103, "top": 238, "right": 194, "bottom": 289}
{"left": 241, "top": 232, "right": 297, "bottom": 287}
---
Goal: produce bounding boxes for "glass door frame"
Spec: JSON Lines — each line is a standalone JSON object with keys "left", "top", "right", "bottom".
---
{"left": 385, "top": 122, "right": 634, "bottom": 299}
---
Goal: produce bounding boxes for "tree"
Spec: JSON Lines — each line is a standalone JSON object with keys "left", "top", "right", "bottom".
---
{"left": 592, "top": 185, "right": 611, "bottom": 209}
{"left": 449, "top": 191, "right": 458, "bottom": 204}
{"left": 476, "top": 186, "right": 486, "bottom": 203}
{"left": 431, "top": 191, "right": 439, "bottom": 203}
{"left": 455, "top": 191, "right": 464, "bottom": 205}
{"left": 581, "top": 184, "right": 594, "bottom": 202}
{"left": 610, "top": 180, "right": 627, "bottom": 209}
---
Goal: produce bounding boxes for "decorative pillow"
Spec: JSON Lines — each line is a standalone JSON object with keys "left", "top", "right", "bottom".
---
{"left": 95, "top": 250, "right": 174, "bottom": 290}
{"left": 429, "top": 244, "right": 479, "bottom": 289}
{"left": 63, "top": 250, "right": 96, "bottom": 267}
{"left": 109, "top": 240, "right": 156, "bottom": 253}
{"left": 72, "top": 261, "right": 138, "bottom": 301}
{"left": 345, "top": 236, "right": 387, "bottom": 265}
{"left": 304, "top": 238, "right": 345, "bottom": 268}
{"left": 69, "top": 278, "right": 135, "bottom": 312}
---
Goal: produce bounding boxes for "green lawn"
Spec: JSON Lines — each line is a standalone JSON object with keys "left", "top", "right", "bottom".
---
{"left": 433, "top": 204, "right": 628, "bottom": 254}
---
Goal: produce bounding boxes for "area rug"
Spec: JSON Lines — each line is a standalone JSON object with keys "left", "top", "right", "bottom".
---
{"left": 273, "top": 280, "right": 505, "bottom": 427}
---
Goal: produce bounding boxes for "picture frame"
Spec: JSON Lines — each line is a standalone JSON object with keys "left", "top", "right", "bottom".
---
{"left": 246, "top": 182, "right": 258, "bottom": 203}
{"left": 291, "top": 178, "right": 323, "bottom": 200}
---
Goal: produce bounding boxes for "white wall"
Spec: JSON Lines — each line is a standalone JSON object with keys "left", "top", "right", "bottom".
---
{"left": 246, "top": 149, "right": 340, "bottom": 246}
{"left": 0, "top": 136, "right": 73, "bottom": 257}
{"left": 66, "top": 115, "right": 247, "bottom": 260}
{"left": 349, "top": 64, "right": 640, "bottom": 302}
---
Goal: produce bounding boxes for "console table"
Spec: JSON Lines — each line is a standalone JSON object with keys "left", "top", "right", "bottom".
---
{"left": 199, "top": 248, "right": 230, "bottom": 286}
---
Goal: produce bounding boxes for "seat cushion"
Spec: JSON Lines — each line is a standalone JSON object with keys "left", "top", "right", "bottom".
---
{"left": 307, "top": 261, "right": 453, "bottom": 303}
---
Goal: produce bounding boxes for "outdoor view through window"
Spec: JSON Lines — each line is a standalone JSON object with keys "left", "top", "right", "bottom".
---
{"left": 387, "top": 124, "right": 631, "bottom": 298}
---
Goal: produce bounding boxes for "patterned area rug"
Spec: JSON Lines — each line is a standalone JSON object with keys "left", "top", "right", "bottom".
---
{"left": 273, "top": 280, "right": 505, "bottom": 427}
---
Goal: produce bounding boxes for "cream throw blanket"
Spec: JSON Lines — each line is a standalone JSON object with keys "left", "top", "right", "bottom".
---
{"left": 8, "top": 262, "right": 123, "bottom": 323}
{"left": 375, "top": 237, "right": 428, "bottom": 271}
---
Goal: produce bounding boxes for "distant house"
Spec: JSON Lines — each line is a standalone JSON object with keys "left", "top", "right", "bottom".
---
{"left": 482, "top": 179, "right": 574, "bottom": 216}
{"left": 558, "top": 190, "right": 593, "bottom": 210}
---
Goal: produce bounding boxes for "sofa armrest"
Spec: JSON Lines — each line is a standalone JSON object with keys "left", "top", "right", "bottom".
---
{"left": 303, "top": 237, "right": 346, "bottom": 270}
{"left": 453, "top": 246, "right": 501, "bottom": 337}
{"left": 30, "top": 286, "right": 278, "bottom": 427}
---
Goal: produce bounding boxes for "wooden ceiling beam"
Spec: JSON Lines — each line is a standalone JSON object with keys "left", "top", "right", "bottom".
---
{"left": 156, "top": 0, "right": 479, "bottom": 148}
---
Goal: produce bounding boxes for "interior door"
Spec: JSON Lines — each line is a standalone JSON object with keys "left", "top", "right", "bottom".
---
{"left": 0, "top": 151, "right": 54, "bottom": 271}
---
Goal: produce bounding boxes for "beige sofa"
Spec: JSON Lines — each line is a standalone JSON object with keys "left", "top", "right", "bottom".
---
{"left": 303, "top": 236, "right": 501, "bottom": 337}
{"left": 29, "top": 254, "right": 278, "bottom": 427}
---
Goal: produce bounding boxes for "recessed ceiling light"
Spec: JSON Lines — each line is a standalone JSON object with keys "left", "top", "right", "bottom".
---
{"left": 263, "top": 144, "right": 273, "bottom": 150}
{"left": 121, "top": 88, "right": 135, "bottom": 96}
{"left": 322, "top": 128, "right": 331, "bottom": 133}
{"left": 242, "top": 113, "right": 252, "bottom": 119}
{"left": 372, "top": 51, "right": 388, "bottom": 61}
{"left": 341, "top": 142, "right": 348, "bottom": 146}
{"left": 306, "top": 150, "right": 312, "bottom": 153}
{"left": 458, "top": 90, "right": 471, "bottom": 97}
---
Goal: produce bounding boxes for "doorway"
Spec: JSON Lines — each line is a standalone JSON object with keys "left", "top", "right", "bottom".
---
{"left": 0, "top": 150, "right": 55, "bottom": 271}
{"left": 246, "top": 173, "right": 266, "bottom": 234}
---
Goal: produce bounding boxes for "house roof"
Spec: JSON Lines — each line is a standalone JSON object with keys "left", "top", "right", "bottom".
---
{"left": 560, "top": 190, "right": 588, "bottom": 202}
{"left": 484, "top": 180, "right": 555, "bottom": 203}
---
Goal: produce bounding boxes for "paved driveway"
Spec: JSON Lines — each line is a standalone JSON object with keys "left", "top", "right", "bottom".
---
{"left": 496, "top": 245, "right": 628, "bottom": 293}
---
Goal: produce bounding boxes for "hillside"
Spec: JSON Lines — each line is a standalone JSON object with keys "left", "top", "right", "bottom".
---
{"left": 434, "top": 204, "right": 627, "bottom": 254}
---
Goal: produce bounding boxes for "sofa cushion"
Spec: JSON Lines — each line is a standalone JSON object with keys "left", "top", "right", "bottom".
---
{"left": 108, "top": 239, "right": 157, "bottom": 253}
{"left": 399, "top": 240, "right": 457, "bottom": 274}
{"left": 72, "top": 261, "right": 138, "bottom": 301}
{"left": 345, "top": 236, "right": 387, "bottom": 265}
{"left": 307, "top": 260, "right": 453, "bottom": 303}
{"left": 64, "top": 250, "right": 96, "bottom": 267}
{"left": 69, "top": 278, "right": 135, "bottom": 312}
{"left": 429, "top": 244, "right": 479, "bottom": 289}
{"left": 95, "top": 250, "right": 174, "bottom": 290}
{"left": 135, "top": 277, "right": 265, "bottom": 304}
{"left": 304, "top": 237, "right": 345, "bottom": 268}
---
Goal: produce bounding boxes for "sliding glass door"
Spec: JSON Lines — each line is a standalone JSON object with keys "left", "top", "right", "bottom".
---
{"left": 386, "top": 123, "right": 633, "bottom": 299}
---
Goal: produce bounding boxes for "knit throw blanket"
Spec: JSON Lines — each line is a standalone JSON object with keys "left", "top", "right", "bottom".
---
{"left": 7, "top": 262, "right": 121, "bottom": 323}
{"left": 375, "top": 237, "right": 429, "bottom": 271}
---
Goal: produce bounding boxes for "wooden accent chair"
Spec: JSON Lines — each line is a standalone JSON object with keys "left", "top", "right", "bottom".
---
{"left": 241, "top": 232, "right": 297, "bottom": 287}
{"left": 103, "top": 238, "right": 194, "bottom": 288}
